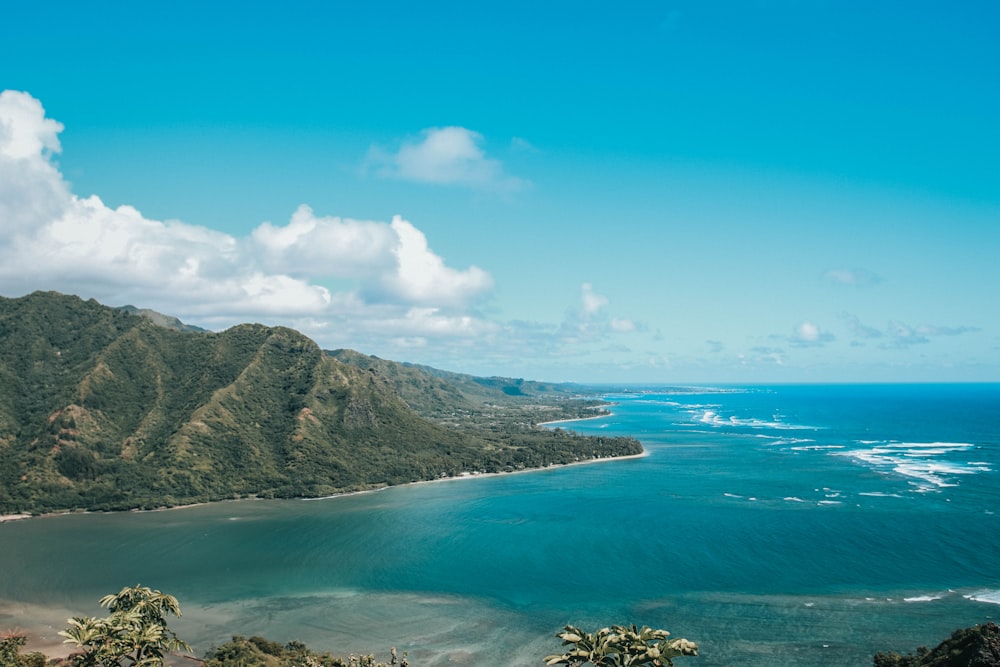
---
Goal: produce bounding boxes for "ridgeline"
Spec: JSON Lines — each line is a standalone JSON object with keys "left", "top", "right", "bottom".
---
{"left": 0, "top": 292, "right": 640, "bottom": 514}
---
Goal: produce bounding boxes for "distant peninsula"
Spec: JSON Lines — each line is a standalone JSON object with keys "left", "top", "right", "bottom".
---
{"left": 0, "top": 291, "right": 641, "bottom": 515}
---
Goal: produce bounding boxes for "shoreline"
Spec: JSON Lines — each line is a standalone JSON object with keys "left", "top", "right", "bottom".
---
{"left": 0, "top": 408, "right": 639, "bottom": 523}
{"left": 536, "top": 411, "right": 612, "bottom": 427}
{"left": 2, "top": 418, "right": 647, "bottom": 660}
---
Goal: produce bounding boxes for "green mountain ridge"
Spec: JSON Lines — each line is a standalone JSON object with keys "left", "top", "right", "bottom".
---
{"left": 115, "top": 304, "right": 208, "bottom": 333}
{"left": 0, "top": 292, "right": 640, "bottom": 514}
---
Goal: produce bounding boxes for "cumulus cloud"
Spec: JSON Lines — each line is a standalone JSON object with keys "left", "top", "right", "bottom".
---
{"left": 376, "top": 216, "right": 493, "bottom": 306}
{"left": 0, "top": 90, "right": 494, "bottom": 340}
{"left": 251, "top": 205, "right": 398, "bottom": 278}
{"left": 0, "top": 90, "right": 71, "bottom": 235}
{"left": 581, "top": 283, "right": 609, "bottom": 315}
{"left": 824, "top": 268, "right": 882, "bottom": 287}
{"left": 366, "top": 126, "right": 527, "bottom": 191}
{"left": 0, "top": 90, "right": 646, "bottom": 375}
{"left": 252, "top": 206, "right": 492, "bottom": 308}
{"left": 790, "top": 320, "right": 835, "bottom": 347}
{"left": 0, "top": 90, "right": 63, "bottom": 159}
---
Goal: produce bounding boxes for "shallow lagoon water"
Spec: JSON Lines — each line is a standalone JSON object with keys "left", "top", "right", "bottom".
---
{"left": 2, "top": 384, "right": 998, "bottom": 665}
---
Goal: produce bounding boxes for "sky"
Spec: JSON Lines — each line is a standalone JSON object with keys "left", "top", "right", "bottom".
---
{"left": 1, "top": 1, "right": 998, "bottom": 383}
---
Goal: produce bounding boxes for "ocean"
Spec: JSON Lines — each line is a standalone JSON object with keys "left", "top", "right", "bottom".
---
{"left": 1, "top": 383, "right": 997, "bottom": 666}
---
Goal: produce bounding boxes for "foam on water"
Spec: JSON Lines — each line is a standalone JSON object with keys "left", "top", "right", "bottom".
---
{"left": 693, "top": 409, "right": 818, "bottom": 431}
{"left": 835, "top": 441, "right": 991, "bottom": 491}
{"left": 964, "top": 590, "right": 1000, "bottom": 605}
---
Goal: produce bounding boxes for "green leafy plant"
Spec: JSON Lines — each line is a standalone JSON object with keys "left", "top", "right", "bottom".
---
{"left": 544, "top": 624, "right": 698, "bottom": 667}
{"left": 0, "top": 630, "right": 46, "bottom": 667}
{"left": 58, "top": 585, "right": 190, "bottom": 666}
{"left": 203, "top": 635, "right": 408, "bottom": 667}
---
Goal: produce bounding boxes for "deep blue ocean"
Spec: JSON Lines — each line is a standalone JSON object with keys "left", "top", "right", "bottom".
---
{"left": 1, "top": 384, "right": 998, "bottom": 666}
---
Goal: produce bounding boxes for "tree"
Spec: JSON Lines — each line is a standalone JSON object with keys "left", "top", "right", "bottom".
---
{"left": 544, "top": 624, "right": 698, "bottom": 667}
{"left": 0, "top": 630, "right": 46, "bottom": 667}
{"left": 58, "top": 585, "right": 190, "bottom": 666}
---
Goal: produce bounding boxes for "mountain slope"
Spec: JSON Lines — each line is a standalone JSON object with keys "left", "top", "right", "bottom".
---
{"left": 0, "top": 292, "right": 640, "bottom": 513}
{"left": 328, "top": 348, "right": 613, "bottom": 429}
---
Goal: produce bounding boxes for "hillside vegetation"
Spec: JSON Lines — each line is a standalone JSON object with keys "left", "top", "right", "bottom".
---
{"left": 0, "top": 292, "right": 640, "bottom": 514}
{"left": 328, "top": 348, "right": 610, "bottom": 429}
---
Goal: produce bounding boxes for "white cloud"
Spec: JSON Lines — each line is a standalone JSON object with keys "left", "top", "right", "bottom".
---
{"left": 251, "top": 206, "right": 492, "bottom": 308}
{"left": 548, "top": 283, "right": 640, "bottom": 350}
{"left": 611, "top": 318, "right": 636, "bottom": 333}
{"left": 375, "top": 216, "right": 493, "bottom": 307}
{"left": 251, "top": 205, "right": 397, "bottom": 278}
{"left": 367, "top": 126, "right": 527, "bottom": 191}
{"left": 581, "top": 283, "right": 609, "bottom": 315}
{"left": 0, "top": 91, "right": 70, "bottom": 235}
{"left": 790, "top": 320, "right": 835, "bottom": 347}
{"left": 0, "top": 90, "right": 494, "bottom": 339}
{"left": 0, "top": 90, "right": 63, "bottom": 160}
{"left": 798, "top": 321, "right": 821, "bottom": 341}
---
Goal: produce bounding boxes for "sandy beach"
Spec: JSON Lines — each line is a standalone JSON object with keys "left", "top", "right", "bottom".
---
{"left": 0, "top": 599, "right": 78, "bottom": 659}
{"left": 536, "top": 412, "right": 612, "bottom": 427}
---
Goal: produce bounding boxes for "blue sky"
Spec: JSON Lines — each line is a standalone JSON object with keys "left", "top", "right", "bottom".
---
{"left": 1, "top": 1, "right": 998, "bottom": 382}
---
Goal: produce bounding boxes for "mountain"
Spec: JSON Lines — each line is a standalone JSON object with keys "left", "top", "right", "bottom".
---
{"left": 115, "top": 304, "right": 207, "bottom": 333}
{"left": 0, "top": 292, "right": 640, "bottom": 514}
{"left": 327, "top": 348, "right": 610, "bottom": 428}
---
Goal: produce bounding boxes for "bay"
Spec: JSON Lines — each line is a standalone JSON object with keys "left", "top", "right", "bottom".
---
{"left": 2, "top": 384, "right": 998, "bottom": 666}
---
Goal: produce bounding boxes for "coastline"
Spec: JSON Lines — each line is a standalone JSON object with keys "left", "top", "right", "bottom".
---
{"left": 2, "top": 412, "right": 646, "bottom": 661}
{"left": 536, "top": 411, "right": 612, "bottom": 427}
{"left": 0, "top": 599, "right": 78, "bottom": 660}
{"left": 0, "top": 409, "right": 630, "bottom": 523}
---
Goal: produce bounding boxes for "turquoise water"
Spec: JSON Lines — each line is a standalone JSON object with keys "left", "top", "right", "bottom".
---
{"left": 2, "top": 384, "right": 998, "bottom": 665}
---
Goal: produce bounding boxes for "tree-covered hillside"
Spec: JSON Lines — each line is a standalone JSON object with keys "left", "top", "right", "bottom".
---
{"left": 328, "top": 348, "right": 610, "bottom": 429}
{"left": 0, "top": 292, "right": 640, "bottom": 514}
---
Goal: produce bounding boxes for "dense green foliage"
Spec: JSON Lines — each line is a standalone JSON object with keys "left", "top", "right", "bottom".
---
{"left": 544, "top": 625, "right": 698, "bottom": 667}
{"left": 0, "top": 632, "right": 46, "bottom": 667}
{"left": 204, "top": 636, "right": 407, "bottom": 667}
{"left": 0, "top": 292, "right": 641, "bottom": 514}
{"left": 873, "top": 623, "right": 1000, "bottom": 667}
{"left": 58, "top": 585, "right": 190, "bottom": 667}
{"left": 327, "top": 349, "right": 609, "bottom": 427}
